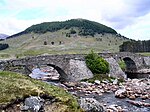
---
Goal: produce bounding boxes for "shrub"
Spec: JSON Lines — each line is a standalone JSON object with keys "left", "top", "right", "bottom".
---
{"left": 0, "top": 43, "right": 9, "bottom": 50}
{"left": 70, "top": 28, "right": 76, "bottom": 34}
{"left": 44, "top": 41, "right": 47, "bottom": 45}
{"left": 118, "top": 60, "right": 126, "bottom": 71}
{"left": 85, "top": 50, "right": 109, "bottom": 74}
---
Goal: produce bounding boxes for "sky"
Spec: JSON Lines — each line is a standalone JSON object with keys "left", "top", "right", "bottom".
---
{"left": 0, "top": 0, "right": 150, "bottom": 40}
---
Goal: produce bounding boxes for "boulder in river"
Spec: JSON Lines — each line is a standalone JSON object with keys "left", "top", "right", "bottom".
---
{"left": 78, "top": 98, "right": 106, "bottom": 112}
{"left": 115, "top": 88, "right": 126, "bottom": 98}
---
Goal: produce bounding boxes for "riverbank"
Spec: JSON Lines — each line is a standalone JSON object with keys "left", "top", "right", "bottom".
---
{"left": 0, "top": 71, "right": 149, "bottom": 112}
{"left": 62, "top": 78, "right": 150, "bottom": 112}
{"left": 0, "top": 71, "right": 83, "bottom": 112}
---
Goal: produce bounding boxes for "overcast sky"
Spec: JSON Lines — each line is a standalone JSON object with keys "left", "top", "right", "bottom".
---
{"left": 0, "top": 0, "right": 150, "bottom": 40}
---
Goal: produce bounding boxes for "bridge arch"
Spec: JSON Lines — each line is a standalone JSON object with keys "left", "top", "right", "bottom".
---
{"left": 123, "top": 57, "right": 138, "bottom": 79}
{"left": 123, "top": 57, "right": 137, "bottom": 72}
{"left": 46, "top": 64, "right": 67, "bottom": 82}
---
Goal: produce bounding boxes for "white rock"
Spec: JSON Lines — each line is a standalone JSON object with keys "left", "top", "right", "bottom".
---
{"left": 95, "top": 80, "right": 101, "bottom": 85}
{"left": 113, "top": 79, "right": 118, "bottom": 85}
{"left": 115, "top": 88, "right": 126, "bottom": 98}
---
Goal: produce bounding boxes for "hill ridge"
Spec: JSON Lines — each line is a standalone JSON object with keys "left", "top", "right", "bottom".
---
{"left": 9, "top": 19, "right": 117, "bottom": 38}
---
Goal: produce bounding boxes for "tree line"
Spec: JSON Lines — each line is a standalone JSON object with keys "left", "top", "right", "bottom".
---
{"left": 120, "top": 40, "right": 150, "bottom": 52}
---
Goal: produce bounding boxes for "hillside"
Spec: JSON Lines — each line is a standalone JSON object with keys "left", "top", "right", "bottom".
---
{"left": 0, "top": 19, "right": 129, "bottom": 59}
{"left": 9, "top": 19, "right": 117, "bottom": 38}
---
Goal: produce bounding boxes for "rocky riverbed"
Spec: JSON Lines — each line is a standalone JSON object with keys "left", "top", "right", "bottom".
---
{"left": 56, "top": 78, "right": 150, "bottom": 112}
{"left": 29, "top": 67, "right": 150, "bottom": 112}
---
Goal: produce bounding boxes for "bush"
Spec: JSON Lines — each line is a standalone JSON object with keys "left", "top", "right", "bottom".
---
{"left": 0, "top": 43, "right": 9, "bottom": 50}
{"left": 118, "top": 60, "right": 126, "bottom": 71}
{"left": 85, "top": 50, "right": 109, "bottom": 74}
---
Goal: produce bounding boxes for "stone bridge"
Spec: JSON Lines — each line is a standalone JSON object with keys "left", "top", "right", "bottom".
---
{"left": 0, "top": 52, "right": 149, "bottom": 81}
{"left": 99, "top": 52, "right": 148, "bottom": 72}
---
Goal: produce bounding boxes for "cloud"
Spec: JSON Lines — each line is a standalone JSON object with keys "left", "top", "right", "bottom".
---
{"left": 100, "top": 0, "right": 150, "bottom": 29}
{"left": 0, "top": 0, "right": 150, "bottom": 40}
{"left": 118, "top": 13, "right": 150, "bottom": 40}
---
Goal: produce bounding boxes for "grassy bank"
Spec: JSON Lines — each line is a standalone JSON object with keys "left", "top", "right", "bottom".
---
{"left": 137, "top": 52, "right": 150, "bottom": 56}
{"left": 0, "top": 71, "right": 83, "bottom": 112}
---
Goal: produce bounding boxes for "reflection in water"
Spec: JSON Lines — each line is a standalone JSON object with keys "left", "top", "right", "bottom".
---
{"left": 29, "top": 68, "right": 48, "bottom": 79}
{"left": 29, "top": 66, "right": 60, "bottom": 80}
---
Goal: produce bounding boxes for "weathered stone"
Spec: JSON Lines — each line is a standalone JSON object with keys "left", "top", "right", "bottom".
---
{"left": 141, "top": 94, "right": 149, "bottom": 100}
{"left": 68, "top": 59, "right": 93, "bottom": 81}
{"left": 106, "top": 109, "right": 113, "bottom": 112}
{"left": 113, "top": 79, "right": 118, "bottom": 85}
{"left": 107, "top": 104, "right": 118, "bottom": 111}
{"left": 78, "top": 98, "right": 106, "bottom": 112}
{"left": 128, "top": 95, "right": 136, "bottom": 100}
{"left": 115, "top": 88, "right": 126, "bottom": 98}
{"left": 126, "top": 100, "right": 150, "bottom": 107}
{"left": 0, "top": 53, "right": 149, "bottom": 81}
{"left": 94, "top": 80, "right": 101, "bottom": 85}
{"left": 105, "top": 57, "right": 126, "bottom": 79}
{"left": 20, "top": 96, "right": 44, "bottom": 112}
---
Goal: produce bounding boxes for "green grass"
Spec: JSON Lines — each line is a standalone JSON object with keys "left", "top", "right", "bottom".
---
{"left": 137, "top": 52, "right": 150, "bottom": 56}
{"left": 0, "top": 53, "right": 10, "bottom": 59}
{"left": 118, "top": 60, "right": 126, "bottom": 71}
{"left": 0, "top": 30, "right": 128, "bottom": 59}
{"left": 82, "top": 74, "right": 114, "bottom": 83}
{"left": 0, "top": 71, "right": 83, "bottom": 112}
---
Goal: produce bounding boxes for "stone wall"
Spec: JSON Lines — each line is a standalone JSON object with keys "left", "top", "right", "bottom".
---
{"left": 143, "top": 56, "right": 150, "bottom": 68}
{"left": 67, "top": 59, "right": 93, "bottom": 81}
{"left": 105, "top": 57, "right": 126, "bottom": 79}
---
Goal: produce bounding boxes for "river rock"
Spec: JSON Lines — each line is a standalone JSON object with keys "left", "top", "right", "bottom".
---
{"left": 126, "top": 100, "right": 150, "bottom": 107}
{"left": 113, "top": 79, "right": 118, "bottom": 85}
{"left": 141, "top": 94, "right": 149, "bottom": 100}
{"left": 107, "top": 104, "right": 119, "bottom": 111}
{"left": 20, "top": 96, "right": 44, "bottom": 112}
{"left": 128, "top": 94, "right": 136, "bottom": 100}
{"left": 115, "top": 88, "right": 126, "bottom": 98}
{"left": 78, "top": 98, "right": 106, "bottom": 112}
{"left": 95, "top": 80, "right": 101, "bottom": 85}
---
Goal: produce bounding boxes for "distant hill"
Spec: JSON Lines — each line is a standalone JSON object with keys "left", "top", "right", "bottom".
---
{"left": 0, "top": 34, "right": 9, "bottom": 39}
{"left": 0, "top": 19, "right": 129, "bottom": 59}
{"left": 9, "top": 19, "right": 117, "bottom": 38}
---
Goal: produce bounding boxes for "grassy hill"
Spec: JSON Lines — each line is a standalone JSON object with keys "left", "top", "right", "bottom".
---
{"left": 0, "top": 19, "right": 129, "bottom": 59}
{"left": 9, "top": 19, "right": 117, "bottom": 38}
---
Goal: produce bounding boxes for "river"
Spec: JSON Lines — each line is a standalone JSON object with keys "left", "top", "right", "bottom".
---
{"left": 30, "top": 68, "right": 150, "bottom": 112}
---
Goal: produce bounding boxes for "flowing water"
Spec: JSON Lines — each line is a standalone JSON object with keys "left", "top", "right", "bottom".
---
{"left": 30, "top": 68, "right": 150, "bottom": 112}
{"left": 74, "top": 91, "right": 150, "bottom": 112}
